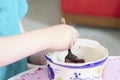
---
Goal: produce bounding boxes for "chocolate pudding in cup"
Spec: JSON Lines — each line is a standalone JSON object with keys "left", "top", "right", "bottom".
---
{"left": 45, "top": 38, "right": 109, "bottom": 80}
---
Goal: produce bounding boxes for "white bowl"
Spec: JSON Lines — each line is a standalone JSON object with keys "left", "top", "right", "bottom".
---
{"left": 45, "top": 38, "right": 109, "bottom": 80}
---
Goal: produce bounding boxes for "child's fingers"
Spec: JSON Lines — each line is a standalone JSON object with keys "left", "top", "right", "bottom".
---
{"left": 61, "top": 18, "right": 79, "bottom": 38}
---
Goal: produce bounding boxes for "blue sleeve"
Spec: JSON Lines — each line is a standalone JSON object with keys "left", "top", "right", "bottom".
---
{"left": 0, "top": 0, "right": 20, "bottom": 28}
{"left": 17, "top": 0, "right": 28, "bottom": 20}
{"left": 0, "top": 1, "right": 13, "bottom": 30}
{"left": 0, "top": 0, "right": 27, "bottom": 36}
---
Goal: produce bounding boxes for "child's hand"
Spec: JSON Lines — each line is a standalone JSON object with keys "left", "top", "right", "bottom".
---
{"left": 44, "top": 24, "right": 79, "bottom": 51}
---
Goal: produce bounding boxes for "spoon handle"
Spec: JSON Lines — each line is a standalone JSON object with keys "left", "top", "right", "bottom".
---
{"left": 68, "top": 49, "right": 72, "bottom": 54}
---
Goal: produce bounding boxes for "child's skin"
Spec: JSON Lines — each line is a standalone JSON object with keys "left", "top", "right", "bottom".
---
{"left": 0, "top": 24, "right": 79, "bottom": 67}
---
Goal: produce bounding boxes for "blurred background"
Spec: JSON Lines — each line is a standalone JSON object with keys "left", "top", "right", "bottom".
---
{"left": 22, "top": 0, "right": 120, "bottom": 56}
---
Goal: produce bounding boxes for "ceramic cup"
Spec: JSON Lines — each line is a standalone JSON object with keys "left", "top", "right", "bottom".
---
{"left": 45, "top": 38, "right": 109, "bottom": 80}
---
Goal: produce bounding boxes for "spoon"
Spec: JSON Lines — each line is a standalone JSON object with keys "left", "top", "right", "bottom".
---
{"left": 65, "top": 49, "right": 85, "bottom": 63}
{"left": 61, "top": 18, "right": 85, "bottom": 63}
{"left": 65, "top": 49, "right": 78, "bottom": 63}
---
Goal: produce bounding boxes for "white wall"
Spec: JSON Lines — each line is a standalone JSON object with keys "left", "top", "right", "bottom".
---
{"left": 22, "top": 0, "right": 61, "bottom": 31}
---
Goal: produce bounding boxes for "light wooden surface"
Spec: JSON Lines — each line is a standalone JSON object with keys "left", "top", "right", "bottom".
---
{"left": 63, "top": 13, "right": 120, "bottom": 29}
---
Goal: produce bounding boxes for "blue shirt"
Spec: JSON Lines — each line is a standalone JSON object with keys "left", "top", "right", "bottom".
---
{"left": 0, "top": 0, "right": 28, "bottom": 79}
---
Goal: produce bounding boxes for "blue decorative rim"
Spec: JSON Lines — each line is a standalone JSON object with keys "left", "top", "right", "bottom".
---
{"left": 45, "top": 55, "right": 108, "bottom": 69}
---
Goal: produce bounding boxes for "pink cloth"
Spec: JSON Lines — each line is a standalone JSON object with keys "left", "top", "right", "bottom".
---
{"left": 103, "top": 57, "right": 120, "bottom": 80}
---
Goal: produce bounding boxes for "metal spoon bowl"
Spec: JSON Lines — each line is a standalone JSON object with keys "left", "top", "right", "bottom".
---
{"left": 65, "top": 49, "right": 85, "bottom": 63}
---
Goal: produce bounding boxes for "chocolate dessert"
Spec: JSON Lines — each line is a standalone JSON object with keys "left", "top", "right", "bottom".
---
{"left": 65, "top": 49, "right": 85, "bottom": 63}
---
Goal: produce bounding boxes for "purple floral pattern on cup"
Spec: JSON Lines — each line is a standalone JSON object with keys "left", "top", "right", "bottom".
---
{"left": 69, "top": 72, "right": 101, "bottom": 80}
{"left": 47, "top": 64, "right": 102, "bottom": 80}
{"left": 47, "top": 64, "right": 55, "bottom": 80}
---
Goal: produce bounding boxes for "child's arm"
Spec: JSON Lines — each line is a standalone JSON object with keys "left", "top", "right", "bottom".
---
{"left": 0, "top": 24, "right": 79, "bottom": 67}
{"left": 19, "top": 22, "right": 47, "bottom": 65}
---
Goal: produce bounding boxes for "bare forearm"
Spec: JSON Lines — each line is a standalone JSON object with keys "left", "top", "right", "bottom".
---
{"left": 0, "top": 24, "right": 79, "bottom": 67}
{"left": 0, "top": 29, "right": 50, "bottom": 66}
